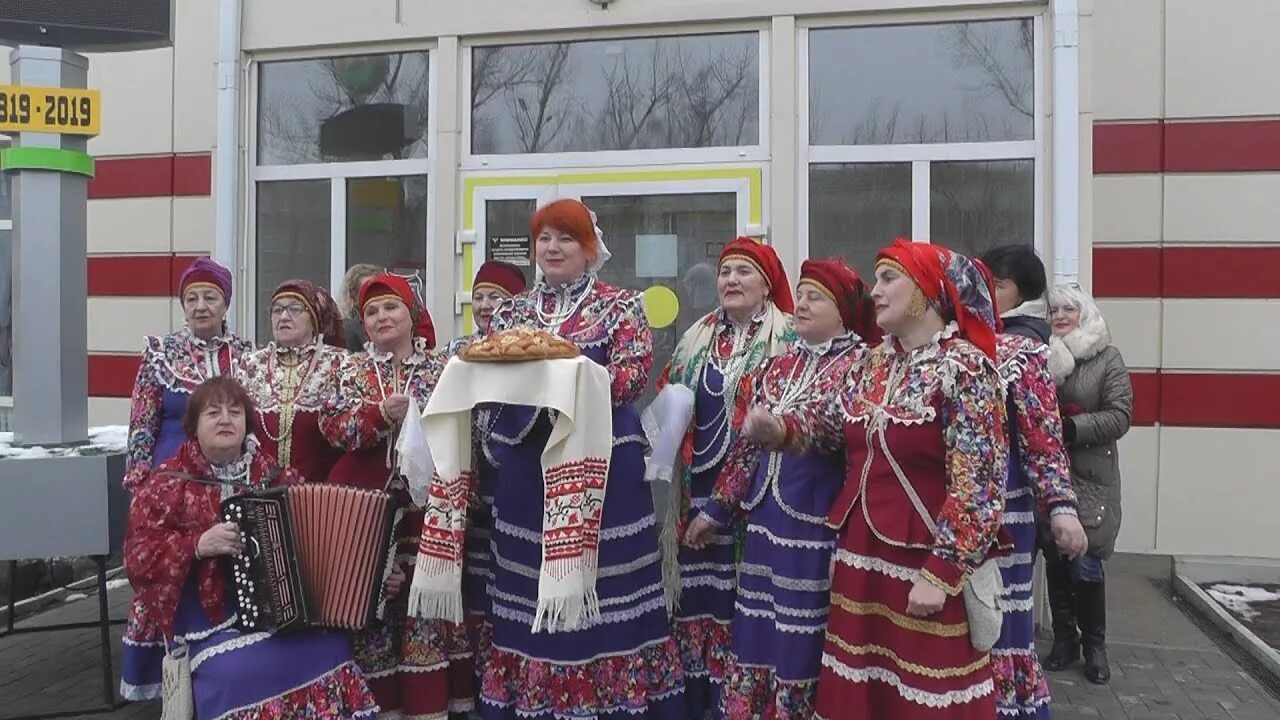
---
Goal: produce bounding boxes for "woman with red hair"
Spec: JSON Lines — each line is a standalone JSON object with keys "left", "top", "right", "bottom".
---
{"left": 654, "top": 236, "right": 795, "bottom": 717}
{"left": 320, "top": 274, "right": 473, "bottom": 719}
{"left": 741, "top": 240, "right": 1009, "bottom": 719}
{"left": 684, "top": 257, "right": 880, "bottom": 719}
{"left": 476, "top": 198, "right": 686, "bottom": 719}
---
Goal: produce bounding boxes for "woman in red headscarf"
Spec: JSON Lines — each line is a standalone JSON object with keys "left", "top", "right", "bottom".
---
{"left": 235, "top": 279, "right": 347, "bottom": 483}
{"left": 654, "top": 237, "right": 796, "bottom": 716}
{"left": 740, "top": 240, "right": 1009, "bottom": 719}
{"left": 445, "top": 260, "right": 527, "bottom": 356}
{"left": 683, "top": 258, "right": 879, "bottom": 719}
{"left": 319, "top": 274, "right": 473, "bottom": 719}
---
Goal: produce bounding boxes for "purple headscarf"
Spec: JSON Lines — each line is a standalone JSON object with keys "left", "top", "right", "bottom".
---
{"left": 178, "top": 257, "right": 233, "bottom": 302}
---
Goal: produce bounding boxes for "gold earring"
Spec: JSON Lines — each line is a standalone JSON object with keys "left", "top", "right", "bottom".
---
{"left": 907, "top": 288, "right": 928, "bottom": 319}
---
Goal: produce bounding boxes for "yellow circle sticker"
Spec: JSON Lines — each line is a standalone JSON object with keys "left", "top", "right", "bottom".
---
{"left": 641, "top": 285, "right": 680, "bottom": 329}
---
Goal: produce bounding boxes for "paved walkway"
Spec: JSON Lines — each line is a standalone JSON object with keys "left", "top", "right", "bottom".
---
{"left": 1, "top": 554, "right": 1276, "bottom": 719}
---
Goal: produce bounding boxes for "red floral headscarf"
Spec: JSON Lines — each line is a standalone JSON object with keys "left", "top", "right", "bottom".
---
{"left": 359, "top": 273, "right": 437, "bottom": 349}
{"left": 799, "top": 257, "right": 882, "bottom": 345}
{"left": 271, "top": 279, "right": 344, "bottom": 347}
{"left": 719, "top": 237, "right": 795, "bottom": 314}
{"left": 875, "top": 238, "right": 998, "bottom": 360}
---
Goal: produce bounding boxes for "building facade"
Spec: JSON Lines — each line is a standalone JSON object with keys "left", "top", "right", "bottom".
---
{"left": 0, "top": 0, "right": 1274, "bottom": 558}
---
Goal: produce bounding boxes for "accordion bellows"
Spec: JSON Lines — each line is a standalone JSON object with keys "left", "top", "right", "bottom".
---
{"left": 223, "top": 484, "right": 401, "bottom": 633}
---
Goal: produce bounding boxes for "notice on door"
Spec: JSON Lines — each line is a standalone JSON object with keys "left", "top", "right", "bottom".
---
{"left": 490, "top": 236, "right": 531, "bottom": 267}
{"left": 636, "top": 234, "right": 678, "bottom": 278}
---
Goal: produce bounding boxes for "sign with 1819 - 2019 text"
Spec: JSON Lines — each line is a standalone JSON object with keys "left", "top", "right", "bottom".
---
{"left": 0, "top": 84, "right": 101, "bottom": 137}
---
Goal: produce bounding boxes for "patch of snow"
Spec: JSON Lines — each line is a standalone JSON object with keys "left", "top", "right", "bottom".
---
{"left": 106, "top": 578, "right": 131, "bottom": 591}
{"left": 64, "top": 593, "right": 88, "bottom": 603}
{"left": 1207, "top": 583, "right": 1280, "bottom": 621}
{"left": 0, "top": 424, "right": 128, "bottom": 458}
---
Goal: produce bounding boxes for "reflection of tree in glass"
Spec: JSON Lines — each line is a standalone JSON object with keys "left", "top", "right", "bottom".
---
{"left": 259, "top": 54, "right": 429, "bottom": 164}
{"left": 471, "top": 35, "right": 758, "bottom": 154}
{"left": 947, "top": 21, "right": 1034, "bottom": 121}
{"left": 811, "top": 21, "right": 1032, "bottom": 146}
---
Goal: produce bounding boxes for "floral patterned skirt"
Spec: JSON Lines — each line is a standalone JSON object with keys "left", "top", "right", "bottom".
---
{"left": 719, "top": 488, "right": 838, "bottom": 720}
{"left": 481, "top": 427, "right": 686, "bottom": 719}
{"left": 174, "top": 580, "right": 379, "bottom": 720}
{"left": 992, "top": 486, "right": 1052, "bottom": 719}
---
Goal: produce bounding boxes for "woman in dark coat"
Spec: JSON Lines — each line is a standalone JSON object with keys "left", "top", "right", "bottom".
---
{"left": 1043, "top": 283, "right": 1134, "bottom": 685}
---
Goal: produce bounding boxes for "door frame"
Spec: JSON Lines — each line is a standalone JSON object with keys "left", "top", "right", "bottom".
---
{"left": 456, "top": 166, "right": 766, "bottom": 335}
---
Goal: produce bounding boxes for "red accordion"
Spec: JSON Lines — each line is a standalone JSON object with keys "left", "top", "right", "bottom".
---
{"left": 222, "top": 484, "right": 402, "bottom": 633}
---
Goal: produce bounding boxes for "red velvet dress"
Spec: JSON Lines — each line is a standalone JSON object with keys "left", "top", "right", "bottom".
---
{"left": 235, "top": 339, "right": 346, "bottom": 484}
{"left": 319, "top": 337, "right": 475, "bottom": 718}
{"left": 784, "top": 325, "right": 1009, "bottom": 719}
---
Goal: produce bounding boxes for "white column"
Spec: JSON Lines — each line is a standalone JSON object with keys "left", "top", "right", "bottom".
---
{"left": 214, "top": 0, "right": 243, "bottom": 326}
{"left": 768, "top": 16, "right": 799, "bottom": 278}
{"left": 1051, "top": 0, "right": 1082, "bottom": 285}
{"left": 431, "top": 37, "right": 462, "bottom": 343}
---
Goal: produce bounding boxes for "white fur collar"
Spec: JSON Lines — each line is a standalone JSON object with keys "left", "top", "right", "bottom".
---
{"left": 1048, "top": 314, "right": 1111, "bottom": 384}
{"left": 1002, "top": 298, "right": 1048, "bottom": 320}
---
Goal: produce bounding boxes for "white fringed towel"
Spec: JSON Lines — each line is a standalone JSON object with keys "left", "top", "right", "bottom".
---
{"left": 399, "top": 355, "right": 613, "bottom": 632}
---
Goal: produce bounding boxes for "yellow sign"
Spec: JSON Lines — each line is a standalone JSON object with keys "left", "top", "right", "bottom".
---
{"left": 0, "top": 84, "right": 101, "bottom": 137}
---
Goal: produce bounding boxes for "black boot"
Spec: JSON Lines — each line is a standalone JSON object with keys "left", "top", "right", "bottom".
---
{"left": 1079, "top": 580, "right": 1111, "bottom": 684}
{"left": 1041, "top": 549, "right": 1080, "bottom": 671}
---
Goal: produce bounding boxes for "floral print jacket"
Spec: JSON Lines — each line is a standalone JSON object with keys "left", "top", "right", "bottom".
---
{"left": 781, "top": 325, "right": 1009, "bottom": 593}
{"left": 124, "top": 326, "right": 253, "bottom": 492}
{"left": 123, "top": 438, "right": 300, "bottom": 640}
{"left": 995, "top": 333, "right": 1078, "bottom": 517}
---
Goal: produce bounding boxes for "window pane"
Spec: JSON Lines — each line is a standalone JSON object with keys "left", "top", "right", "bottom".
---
{"left": 256, "top": 180, "right": 331, "bottom": 343}
{"left": 809, "top": 20, "right": 1034, "bottom": 145}
{"left": 808, "top": 163, "right": 912, "bottom": 276}
{"left": 472, "top": 33, "right": 759, "bottom": 154}
{"left": 484, "top": 199, "right": 538, "bottom": 290}
{"left": 930, "top": 160, "right": 1034, "bottom": 257}
{"left": 584, "top": 192, "right": 738, "bottom": 406}
{"left": 346, "top": 176, "right": 429, "bottom": 281}
{"left": 258, "top": 53, "right": 430, "bottom": 165}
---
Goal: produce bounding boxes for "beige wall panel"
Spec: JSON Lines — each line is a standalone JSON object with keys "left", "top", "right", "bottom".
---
{"left": 1156, "top": 427, "right": 1280, "bottom": 558}
{"left": 1162, "top": 299, "right": 1280, "bottom": 371}
{"left": 1093, "top": 175, "right": 1161, "bottom": 245}
{"left": 86, "top": 48, "right": 174, "bottom": 157}
{"left": 172, "top": 197, "right": 215, "bottom": 253}
{"left": 173, "top": 0, "right": 220, "bottom": 153}
{"left": 88, "top": 198, "right": 172, "bottom": 254}
{"left": 1165, "top": 0, "right": 1280, "bottom": 118}
{"left": 169, "top": 298, "right": 185, "bottom": 333}
{"left": 1113, "top": 426, "right": 1158, "bottom": 553}
{"left": 89, "top": 298, "right": 173, "bottom": 353}
{"left": 0, "top": 47, "right": 8, "bottom": 84}
{"left": 1097, "top": 299, "right": 1160, "bottom": 370}
{"left": 1164, "top": 174, "right": 1280, "bottom": 245}
{"left": 1090, "top": 0, "right": 1163, "bottom": 121}
{"left": 244, "top": 0, "right": 1036, "bottom": 50}
{"left": 89, "top": 397, "right": 131, "bottom": 427}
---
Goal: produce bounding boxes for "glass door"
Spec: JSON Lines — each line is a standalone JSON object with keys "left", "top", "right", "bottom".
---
{"left": 461, "top": 171, "right": 761, "bottom": 406}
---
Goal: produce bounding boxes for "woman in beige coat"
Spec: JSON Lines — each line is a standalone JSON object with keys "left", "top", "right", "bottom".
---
{"left": 1042, "top": 283, "right": 1133, "bottom": 685}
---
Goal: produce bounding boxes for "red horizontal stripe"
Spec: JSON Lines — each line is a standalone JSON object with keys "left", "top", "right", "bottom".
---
{"left": 1094, "top": 118, "right": 1280, "bottom": 174}
{"left": 1129, "top": 371, "right": 1160, "bottom": 427}
{"left": 1160, "top": 373, "right": 1280, "bottom": 429}
{"left": 88, "top": 153, "right": 212, "bottom": 199}
{"left": 1094, "top": 122, "right": 1163, "bottom": 174}
{"left": 1094, "top": 245, "right": 1280, "bottom": 299}
{"left": 88, "top": 254, "right": 204, "bottom": 297}
{"left": 1162, "top": 246, "right": 1280, "bottom": 298}
{"left": 1165, "top": 119, "right": 1280, "bottom": 173}
{"left": 88, "top": 354, "right": 141, "bottom": 398}
{"left": 1092, "top": 246, "right": 1161, "bottom": 298}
